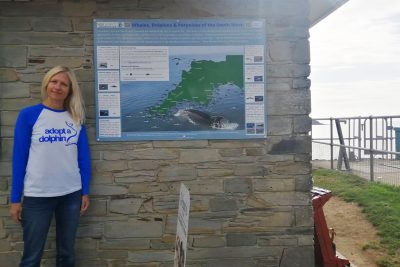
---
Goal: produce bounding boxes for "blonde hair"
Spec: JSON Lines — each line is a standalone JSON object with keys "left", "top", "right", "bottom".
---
{"left": 41, "top": 66, "right": 86, "bottom": 125}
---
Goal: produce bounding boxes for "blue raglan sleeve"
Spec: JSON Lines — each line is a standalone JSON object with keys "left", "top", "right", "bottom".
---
{"left": 11, "top": 109, "right": 33, "bottom": 203}
{"left": 77, "top": 125, "right": 91, "bottom": 195}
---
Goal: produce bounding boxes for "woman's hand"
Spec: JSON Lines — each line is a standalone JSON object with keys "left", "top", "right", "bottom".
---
{"left": 80, "top": 195, "right": 90, "bottom": 215}
{"left": 10, "top": 203, "right": 22, "bottom": 224}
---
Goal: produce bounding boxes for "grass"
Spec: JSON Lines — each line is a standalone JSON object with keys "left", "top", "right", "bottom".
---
{"left": 313, "top": 168, "right": 400, "bottom": 267}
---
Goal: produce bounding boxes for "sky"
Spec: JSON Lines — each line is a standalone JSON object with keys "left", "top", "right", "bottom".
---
{"left": 310, "top": 0, "right": 400, "bottom": 118}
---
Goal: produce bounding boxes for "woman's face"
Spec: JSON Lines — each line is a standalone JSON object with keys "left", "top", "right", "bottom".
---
{"left": 46, "top": 72, "right": 71, "bottom": 103}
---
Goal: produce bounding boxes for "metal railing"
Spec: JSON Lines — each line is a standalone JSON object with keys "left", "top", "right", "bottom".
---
{"left": 312, "top": 115, "right": 400, "bottom": 186}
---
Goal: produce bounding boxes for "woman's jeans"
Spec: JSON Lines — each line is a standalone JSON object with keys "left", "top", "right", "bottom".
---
{"left": 20, "top": 190, "right": 82, "bottom": 267}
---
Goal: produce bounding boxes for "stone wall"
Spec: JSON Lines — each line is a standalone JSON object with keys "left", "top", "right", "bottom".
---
{"left": 0, "top": 0, "right": 313, "bottom": 266}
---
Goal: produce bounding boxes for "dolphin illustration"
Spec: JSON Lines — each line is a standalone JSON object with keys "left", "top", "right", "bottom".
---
{"left": 65, "top": 121, "right": 78, "bottom": 146}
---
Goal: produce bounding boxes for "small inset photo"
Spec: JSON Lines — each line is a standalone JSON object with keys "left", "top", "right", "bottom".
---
{"left": 99, "top": 110, "right": 109, "bottom": 116}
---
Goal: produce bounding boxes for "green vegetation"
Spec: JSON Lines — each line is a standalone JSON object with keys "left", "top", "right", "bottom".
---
{"left": 313, "top": 168, "right": 400, "bottom": 267}
{"left": 151, "top": 55, "right": 244, "bottom": 114}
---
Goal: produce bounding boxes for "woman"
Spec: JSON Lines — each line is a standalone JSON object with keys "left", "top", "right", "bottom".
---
{"left": 9, "top": 66, "right": 91, "bottom": 267}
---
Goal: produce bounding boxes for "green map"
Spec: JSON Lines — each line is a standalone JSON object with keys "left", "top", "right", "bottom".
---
{"left": 151, "top": 55, "right": 244, "bottom": 114}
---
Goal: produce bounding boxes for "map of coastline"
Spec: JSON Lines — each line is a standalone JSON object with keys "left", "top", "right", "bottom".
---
{"left": 120, "top": 52, "right": 246, "bottom": 133}
{"left": 151, "top": 55, "right": 244, "bottom": 114}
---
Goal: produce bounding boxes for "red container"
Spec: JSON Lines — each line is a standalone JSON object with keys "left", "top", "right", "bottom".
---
{"left": 312, "top": 187, "right": 351, "bottom": 267}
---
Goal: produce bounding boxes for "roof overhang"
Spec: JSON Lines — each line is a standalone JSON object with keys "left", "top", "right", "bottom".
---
{"left": 309, "top": 0, "right": 349, "bottom": 27}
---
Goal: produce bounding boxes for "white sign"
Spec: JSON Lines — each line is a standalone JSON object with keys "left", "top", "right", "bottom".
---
{"left": 174, "top": 184, "right": 190, "bottom": 267}
{"left": 120, "top": 46, "right": 169, "bottom": 81}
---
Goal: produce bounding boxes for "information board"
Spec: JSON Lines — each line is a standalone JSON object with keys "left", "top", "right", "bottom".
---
{"left": 174, "top": 184, "right": 190, "bottom": 267}
{"left": 93, "top": 19, "right": 267, "bottom": 141}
